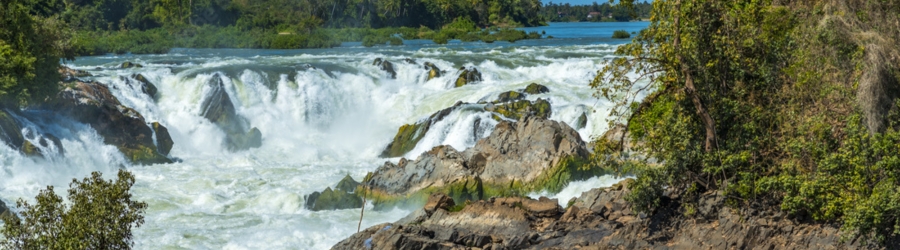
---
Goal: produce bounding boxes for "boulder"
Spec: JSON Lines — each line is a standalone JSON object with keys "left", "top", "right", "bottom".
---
{"left": 199, "top": 74, "right": 263, "bottom": 151}
{"left": 574, "top": 112, "right": 588, "bottom": 129}
{"left": 495, "top": 91, "right": 527, "bottom": 103}
{"left": 367, "top": 115, "right": 598, "bottom": 209}
{"left": 336, "top": 174, "right": 361, "bottom": 193}
{"left": 305, "top": 187, "right": 364, "bottom": 211}
{"left": 0, "top": 109, "right": 24, "bottom": 151}
{"left": 524, "top": 83, "right": 549, "bottom": 94}
{"left": 380, "top": 104, "right": 456, "bottom": 158}
{"left": 123, "top": 74, "right": 158, "bottom": 98}
{"left": 424, "top": 62, "right": 442, "bottom": 81}
{"left": 48, "top": 80, "right": 172, "bottom": 165}
{"left": 0, "top": 199, "right": 12, "bottom": 219}
{"left": 454, "top": 67, "right": 482, "bottom": 87}
{"left": 119, "top": 62, "right": 143, "bottom": 69}
{"left": 373, "top": 58, "right": 397, "bottom": 79}
{"left": 151, "top": 122, "right": 174, "bottom": 156}
{"left": 486, "top": 98, "right": 551, "bottom": 121}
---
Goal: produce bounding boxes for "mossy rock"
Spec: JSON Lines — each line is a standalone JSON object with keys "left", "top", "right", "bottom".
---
{"left": 495, "top": 91, "right": 527, "bottom": 103}
{"left": 305, "top": 187, "right": 364, "bottom": 211}
{"left": 574, "top": 112, "right": 588, "bottom": 129}
{"left": 524, "top": 83, "right": 549, "bottom": 94}
{"left": 151, "top": 122, "right": 173, "bottom": 156}
{"left": 0, "top": 110, "right": 24, "bottom": 151}
{"left": 336, "top": 175, "right": 361, "bottom": 193}
{"left": 487, "top": 98, "right": 552, "bottom": 121}
{"left": 132, "top": 74, "right": 158, "bottom": 98}
{"left": 454, "top": 67, "right": 483, "bottom": 87}
{"left": 121, "top": 145, "right": 171, "bottom": 165}
{"left": 120, "top": 62, "right": 143, "bottom": 69}
{"left": 373, "top": 58, "right": 397, "bottom": 79}
{"left": 424, "top": 62, "right": 442, "bottom": 81}
{"left": 381, "top": 107, "right": 454, "bottom": 157}
{"left": 21, "top": 140, "right": 41, "bottom": 157}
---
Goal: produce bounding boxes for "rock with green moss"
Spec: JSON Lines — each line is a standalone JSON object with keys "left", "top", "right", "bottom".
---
{"left": 574, "top": 112, "right": 588, "bottom": 129}
{"left": 123, "top": 74, "right": 158, "bottom": 98}
{"left": 454, "top": 67, "right": 482, "bottom": 87}
{"left": 119, "top": 62, "right": 143, "bottom": 69}
{"left": 200, "top": 74, "right": 263, "bottom": 151}
{"left": 305, "top": 187, "right": 364, "bottom": 211}
{"left": 523, "top": 83, "right": 549, "bottom": 94}
{"left": 380, "top": 105, "right": 456, "bottom": 158}
{"left": 495, "top": 91, "right": 527, "bottom": 103}
{"left": 0, "top": 199, "right": 12, "bottom": 220}
{"left": 47, "top": 80, "right": 172, "bottom": 165}
{"left": 365, "top": 115, "right": 598, "bottom": 210}
{"left": 151, "top": 122, "right": 173, "bottom": 155}
{"left": 336, "top": 175, "right": 361, "bottom": 192}
{"left": 373, "top": 58, "right": 397, "bottom": 79}
{"left": 424, "top": 62, "right": 442, "bottom": 81}
{"left": 21, "top": 140, "right": 41, "bottom": 157}
{"left": 486, "top": 98, "right": 552, "bottom": 121}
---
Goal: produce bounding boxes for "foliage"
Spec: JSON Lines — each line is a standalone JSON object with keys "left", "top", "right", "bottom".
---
{"left": 0, "top": 170, "right": 147, "bottom": 249}
{"left": 592, "top": 0, "right": 900, "bottom": 243}
{"left": 541, "top": 1, "right": 651, "bottom": 22}
{"left": 611, "top": 30, "right": 630, "bottom": 39}
{"left": 0, "top": 0, "right": 74, "bottom": 106}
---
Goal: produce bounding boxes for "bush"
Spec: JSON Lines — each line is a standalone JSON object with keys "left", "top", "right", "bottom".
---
{"left": 1, "top": 170, "right": 147, "bottom": 249}
{"left": 388, "top": 37, "right": 403, "bottom": 46}
{"left": 612, "top": 30, "right": 631, "bottom": 39}
{"left": 432, "top": 32, "right": 449, "bottom": 44}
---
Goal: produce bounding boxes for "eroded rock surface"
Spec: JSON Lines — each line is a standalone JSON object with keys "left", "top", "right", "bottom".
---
{"left": 199, "top": 73, "right": 262, "bottom": 151}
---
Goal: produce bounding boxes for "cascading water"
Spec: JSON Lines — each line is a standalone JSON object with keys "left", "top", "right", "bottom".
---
{"left": 0, "top": 22, "right": 648, "bottom": 249}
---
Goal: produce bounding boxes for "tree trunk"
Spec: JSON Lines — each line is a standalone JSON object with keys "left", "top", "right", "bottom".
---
{"left": 673, "top": 0, "right": 717, "bottom": 152}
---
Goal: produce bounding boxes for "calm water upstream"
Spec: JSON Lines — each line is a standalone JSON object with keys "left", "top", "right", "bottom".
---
{"left": 0, "top": 22, "right": 647, "bottom": 249}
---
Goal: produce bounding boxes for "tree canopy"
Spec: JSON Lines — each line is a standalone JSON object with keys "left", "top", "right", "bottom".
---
{"left": 594, "top": 0, "right": 900, "bottom": 242}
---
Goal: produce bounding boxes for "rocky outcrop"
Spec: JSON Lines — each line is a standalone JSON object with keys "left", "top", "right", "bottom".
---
{"left": 0, "top": 109, "right": 25, "bottom": 152}
{"left": 151, "top": 122, "right": 173, "bottom": 155}
{"left": 574, "top": 112, "right": 588, "bottom": 129}
{"left": 424, "top": 62, "right": 442, "bottom": 81}
{"left": 455, "top": 67, "right": 483, "bottom": 87}
{"left": 305, "top": 175, "right": 364, "bottom": 211}
{"left": 199, "top": 74, "right": 262, "bottom": 151}
{"left": 0, "top": 199, "right": 12, "bottom": 219}
{"left": 524, "top": 83, "right": 550, "bottom": 94}
{"left": 373, "top": 58, "right": 397, "bottom": 79}
{"left": 59, "top": 67, "right": 92, "bottom": 82}
{"left": 336, "top": 179, "right": 883, "bottom": 250}
{"left": 48, "top": 80, "right": 172, "bottom": 164}
{"left": 122, "top": 74, "right": 158, "bottom": 98}
{"left": 495, "top": 91, "right": 527, "bottom": 103}
{"left": 367, "top": 115, "right": 600, "bottom": 210}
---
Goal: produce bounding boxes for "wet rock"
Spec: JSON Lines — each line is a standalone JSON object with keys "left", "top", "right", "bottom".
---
{"left": 119, "top": 62, "right": 143, "bottom": 69}
{"left": 454, "top": 67, "right": 482, "bottom": 87}
{"left": 486, "top": 98, "right": 551, "bottom": 121}
{"left": 424, "top": 62, "right": 442, "bottom": 81}
{"left": 40, "top": 134, "right": 65, "bottom": 156}
{"left": 47, "top": 81, "right": 171, "bottom": 164}
{"left": 21, "top": 140, "right": 40, "bottom": 157}
{"left": 0, "top": 199, "right": 12, "bottom": 219}
{"left": 0, "top": 109, "right": 24, "bottom": 151}
{"left": 574, "top": 112, "right": 588, "bottom": 129}
{"left": 125, "top": 74, "right": 158, "bottom": 98}
{"left": 305, "top": 187, "right": 363, "bottom": 211}
{"left": 380, "top": 105, "right": 456, "bottom": 158}
{"left": 524, "top": 83, "right": 549, "bottom": 94}
{"left": 335, "top": 174, "right": 361, "bottom": 193}
{"left": 423, "top": 193, "right": 455, "bottom": 216}
{"left": 151, "top": 122, "right": 174, "bottom": 156}
{"left": 199, "top": 73, "right": 263, "bottom": 151}
{"left": 373, "top": 58, "right": 397, "bottom": 79}
{"left": 495, "top": 91, "right": 527, "bottom": 103}
{"left": 368, "top": 115, "right": 596, "bottom": 209}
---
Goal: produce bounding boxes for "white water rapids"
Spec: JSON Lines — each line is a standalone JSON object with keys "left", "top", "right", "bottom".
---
{"left": 0, "top": 27, "right": 647, "bottom": 248}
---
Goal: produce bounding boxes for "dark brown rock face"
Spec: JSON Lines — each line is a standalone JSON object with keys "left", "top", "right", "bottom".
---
{"left": 199, "top": 74, "right": 262, "bottom": 151}
{"left": 336, "top": 179, "right": 882, "bottom": 250}
{"left": 49, "top": 80, "right": 172, "bottom": 165}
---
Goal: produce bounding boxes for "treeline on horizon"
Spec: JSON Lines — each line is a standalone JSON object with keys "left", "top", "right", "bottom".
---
{"left": 540, "top": 1, "right": 651, "bottom": 22}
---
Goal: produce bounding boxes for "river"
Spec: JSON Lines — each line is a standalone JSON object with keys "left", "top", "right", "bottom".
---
{"left": 0, "top": 22, "right": 647, "bottom": 249}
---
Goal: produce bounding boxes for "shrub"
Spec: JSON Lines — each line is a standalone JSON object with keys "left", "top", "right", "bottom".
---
{"left": 612, "top": 30, "right": 631, "bottom": 39}
{"left": 1, "top": 170, "right": 147, "bottom": 249}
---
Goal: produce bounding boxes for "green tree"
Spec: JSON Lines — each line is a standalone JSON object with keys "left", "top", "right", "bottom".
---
{"left": 0, "top": 0, "right": 74, "bottom": 107}
{"left": 1, "top": 170, "right": 147, "bottom": 249}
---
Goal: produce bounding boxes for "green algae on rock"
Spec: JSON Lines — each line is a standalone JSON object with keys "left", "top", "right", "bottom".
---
{"left": 454, "top": 67, "right": 482, "bottom": 87}
{"left": 487, "top": 98, "right": 551, "bottom": 121}
{"left": 523, "top": 83, "right": 549, "bottom": 94}
{"left": 380, "top": 105, "right": 456, "bottom": 158}
{"left": 424, "top": 62, "right": 442, "bottom": 81}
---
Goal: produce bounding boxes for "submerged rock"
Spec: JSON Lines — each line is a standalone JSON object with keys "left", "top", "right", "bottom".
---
{"left": 367, "top": 115, "right": 597, "bottom": 210}
{"left": 524, "top": 83, "right": 550, "bottom": 94}
{"left": 305, "top": 175, "right": 364, "bottom": 211}
{"left": 424, "top": 62, "right": 442, "bottom": 81}
{"left": 119, "top": 61, "right": 143, "bottom": 69}
{"left": 199, "top": 73, "right": 263, "bottom": 151}
{"left": 48, "top": 80, "right": 172, "bottom": 164}
{"left": 454, "top": 67, "right": 482, "bottom": 87}
{"left": 373, "top": 58, "right": 397, "bottom": 79}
